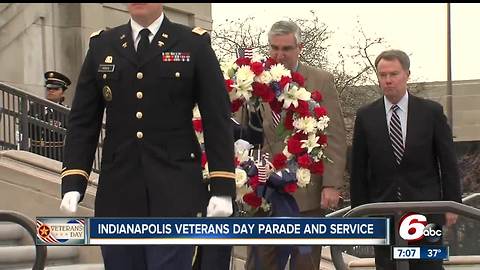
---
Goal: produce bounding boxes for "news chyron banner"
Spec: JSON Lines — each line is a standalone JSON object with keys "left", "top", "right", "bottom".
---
{"left": 36, "top": 217, "right": 389, "bottom": 246}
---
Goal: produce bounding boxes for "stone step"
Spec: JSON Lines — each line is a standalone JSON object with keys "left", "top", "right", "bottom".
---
{"left": 0, "top": 223, "right": 26, "bottom": 245}
{"left": 0, "top": 245, "right": 78, "bottom": 269}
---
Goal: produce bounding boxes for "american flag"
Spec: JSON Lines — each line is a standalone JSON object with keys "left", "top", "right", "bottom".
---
{"left": 256, "top": 153, "right": 271, "bottom": 182}
{"left": 236, "top": 47, "right": 254, "bottom": 59}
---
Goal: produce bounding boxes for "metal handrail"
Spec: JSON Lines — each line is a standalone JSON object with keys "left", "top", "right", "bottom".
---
{"left": 0, "top": 81, "right": 105, "bottom": 173}
{"left": 330, "top": 200, "right": 480, "bottom": 270}
{"left": 0, "top": 210, "right": 47, "bottom": 270}
{"left": 326, "top": 192, "right": 480, "bottom": 219}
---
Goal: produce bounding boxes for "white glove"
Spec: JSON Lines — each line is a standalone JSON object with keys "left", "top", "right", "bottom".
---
{"left": 206, "top": 196, "right": 233, "bottom": 217}
{"left": 59, "top": 191, "right": 81, "bottom": 214}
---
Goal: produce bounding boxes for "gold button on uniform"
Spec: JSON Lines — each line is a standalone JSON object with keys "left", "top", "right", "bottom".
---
{"left": 136, "top": 131, "right": 143, "bottom": 139}
{"left": 136, "top": 112, "right": 143, "bottom": 119}
{"left": 137, "top": 72, "right": 143, "bottom": 79}
{"left": 136, "top": 91, "right": 143, "bottom": 99}
{"left": 190, "top": 153, "right": 195, "bottom": 158}
{"left": 175, "top": 72, "right": 180, "bottom": 78}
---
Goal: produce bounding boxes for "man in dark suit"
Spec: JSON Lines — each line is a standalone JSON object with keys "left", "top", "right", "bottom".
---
{"left": 28, "top": 71, "right": 70, "bottom": 161}
{"left": 350, "top": 49, "right": 462, "bottom": 270}
{"left": 59, "top": 4, "right": 236, "bottom": 270}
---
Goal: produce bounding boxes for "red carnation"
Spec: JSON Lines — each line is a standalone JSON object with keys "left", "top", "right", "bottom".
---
{"left": 294, "top": 100, "right": 310, "bottom": 117}
{"left": 225, "top": 79, "right": 234, "bottom": 92}
{"left": 284, "top": 182, "right": 298, "bottom": 193}
{"left": 201, "top": 152, "right": 208, "bottom": 168}
{"left": 192, "top": 119, "right": 203, "bottom": 132}
{"left": 309, "top": 161, "right": 324, "bottom": 175}
{"left": 272, "top": 153, "right": 287, "bottom": 170}
{"left": 284, "top": 111, "right": 294, "bottom": 130}
{"left": 297, "top": 153, "right": 312, "bottom": 169}
{"left": 314, "top": 106, "right": 328, "bottom": 118}
{"left": 243, "top": 192, "right": 262, "bottom": 208}
{"left": 252, "top": 82, "right": 275, "bottom": 102}
{"left": 250, "top": 61, "right": 264, "bottom": 76}
{"left": 269, "top": 99, "right": 283, "bottom": 114}
{"left": 292, "top": 132, "right": 307, "bottom": 141}
{"left": 231, "top": 99, "right": 244, "bottom": 112}
{"left": 235, "top": 57, "right": 251, "bottom": 66}
{"left": 318, "top": 134, "right": 328, "bottom": 146}
{"left": 311, "top": 90, "right": 323, "bottom": 102}
{"left": 291, "top": 71, "right": 305, "bottom": 86}
{"left": 287, "top": 137, "right": 304, "bottom": 155}
{"left": 265, "top": 57, "right": 277, "bottom": 68}
{"left": 249, "top": 175, "right": 260, "bottom": 189}
{"left": 279, "top": 76, "right": 292, "bottom": 89}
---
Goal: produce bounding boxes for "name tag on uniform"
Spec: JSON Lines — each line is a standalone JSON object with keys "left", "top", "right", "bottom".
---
{"left": 98, "top": 64, "right": 115, "bottom": 73}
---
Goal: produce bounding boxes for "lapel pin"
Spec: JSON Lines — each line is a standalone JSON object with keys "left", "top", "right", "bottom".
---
{"left": 162, "top": 33, "right": 168, "bottom": 39}
{"left": 120, "top": 34, "right": 126, "bottom": 40}
{"left": 158, "top": 41, "right": 164, "bottom": 47}
{"left": 105, "top": 56, "right": 113, "bottom": 63}
{"left": 122, "top": 42, "right": 127, "bottom": 48}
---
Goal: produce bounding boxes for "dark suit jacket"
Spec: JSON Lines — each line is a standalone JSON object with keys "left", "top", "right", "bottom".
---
{"left": 61, "top": 17, "right": 236, "bottom": 217}
{"left": 350, "top": 93, "right": 461, "bottom": 209}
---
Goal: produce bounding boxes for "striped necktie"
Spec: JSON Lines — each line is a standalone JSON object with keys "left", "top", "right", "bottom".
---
{"left": 389, "top": 104, "right": 404, "bottom": 165}
{"left": 271, "top": 111, "right": 281, "bottom": 127}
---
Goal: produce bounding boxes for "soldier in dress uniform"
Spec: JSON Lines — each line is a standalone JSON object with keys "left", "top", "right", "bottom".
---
{"left": 28, "top": 71, "right": 71, "bottom": 161}
{"left": 58, "top": 3, "right": 236, "bottom": 270}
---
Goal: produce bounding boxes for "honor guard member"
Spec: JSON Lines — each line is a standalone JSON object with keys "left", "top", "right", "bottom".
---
{"left": 28, "top": 71, "right": 71, "bottom": 161}
{"left": 59, "top": 4, "right": 236, "bottom": 270}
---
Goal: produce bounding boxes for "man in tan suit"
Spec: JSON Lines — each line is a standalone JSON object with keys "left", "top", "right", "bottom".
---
{"left": 241, "top": 21, "right": 347, "bottom": 270}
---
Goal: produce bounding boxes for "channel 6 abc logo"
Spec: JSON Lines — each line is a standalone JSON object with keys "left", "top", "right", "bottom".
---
{"left": 399, "top": 212, "right": 442, "bottom": 243}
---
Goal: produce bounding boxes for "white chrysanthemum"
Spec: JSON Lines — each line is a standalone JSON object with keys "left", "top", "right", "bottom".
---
{"left": 293, "top": 116, "right": 318, "bottom": 134}
{"left": 235, "top": 65, "right": 255, "bottom": 83}
{"left": 278, "top": 84, "right": 311, "bottom": 108}
{"left": 220, "top": 60, "right": 238, "bottom": 80}
{"left": 269, "top": 64, "right": 291, "bottom": 81}
{"left": 316, "top": 116, "right": 330, "bottom": 131}
{"left": 301, "top": 133, "right": 320, "bottom": 153}
{"left": 296, "top": 168, "right": 311, "bottom": 187}
{"left": 255, "top": 70, "right": 273, "bottom": 84}
{"left": 235, "top": 168, "right": 248, "bottom": 188}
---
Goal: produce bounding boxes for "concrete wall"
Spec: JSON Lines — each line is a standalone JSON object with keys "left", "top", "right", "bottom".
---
{"left": 410, "top": 79, "right": 480, "bottom": 142}
{"left": 0, "top": 150, "right": 100, "bottom": 263}
{"left": 0, "top": 3, "right": 212, "bottom": 105}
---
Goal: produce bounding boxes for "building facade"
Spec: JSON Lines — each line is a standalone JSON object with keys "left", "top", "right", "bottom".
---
{"left": 0, "top": 3, "right": 212, "bottom": 104}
